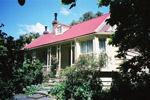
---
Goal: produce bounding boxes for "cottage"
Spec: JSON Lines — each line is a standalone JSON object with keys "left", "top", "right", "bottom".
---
{"left": 24, "top": 13, "right": 121, "bottom": 87}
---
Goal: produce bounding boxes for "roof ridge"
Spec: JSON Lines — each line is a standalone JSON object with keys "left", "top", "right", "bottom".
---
{"left": 71, "top": 13, "right": 110, "bottom": 27}
{"left": 47, "top": 13, "right": 109, "bottom": 35}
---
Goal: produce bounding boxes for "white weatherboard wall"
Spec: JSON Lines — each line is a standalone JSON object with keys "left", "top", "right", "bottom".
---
{"left": 101, "top": 38, "right": 121, "bottom": 72}
{"left": 74, "top": 34, "right": 122, "bottom": 72}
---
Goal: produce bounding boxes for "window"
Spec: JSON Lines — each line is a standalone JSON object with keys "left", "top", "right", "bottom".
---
{"left": 99, "top": 38, "right": 106, "bottom": 51}
{"left": 57, "top": 26, "right": 62, "bottom": 33}
{"left": 81, "top": 42, "right": 87, "bottom": 53}
{"left": 81, "top": 40, "right": 93, "bottom": 53}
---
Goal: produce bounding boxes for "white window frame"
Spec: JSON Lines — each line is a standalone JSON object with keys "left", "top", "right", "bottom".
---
{"left": 80, "top": 40, "right": 93, "bottom": 54}
{"left": 99, "top": 38, "right": 106, "bottom": 52}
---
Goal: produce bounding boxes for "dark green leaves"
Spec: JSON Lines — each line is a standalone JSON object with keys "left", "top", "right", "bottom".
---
{"left": 100, "top": 0, "right": 150, "bottom": 99}
{"left": 98, "top": 0, "right": 111, "bottom": 7}
{"left": 18, "top": 0, "right": 25, "bottom": 6}
{"left": 61, "top": 0, "right": 75, "bottom": 5}
{"left": 61, "top": 0, "right": 76, "bottom": 9}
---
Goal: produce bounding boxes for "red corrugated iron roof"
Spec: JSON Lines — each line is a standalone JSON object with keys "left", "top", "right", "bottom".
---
{"left": 25, "top": 13, "right": 110, "bottom": 49}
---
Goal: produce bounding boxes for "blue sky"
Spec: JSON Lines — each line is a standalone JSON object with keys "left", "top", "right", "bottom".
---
{"left": 0, "top": 0, "right": 109, "bottom": 38}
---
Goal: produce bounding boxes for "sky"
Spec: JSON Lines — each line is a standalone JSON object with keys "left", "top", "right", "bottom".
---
{"left": 0, "top": 0, "right": 109, "bottom": 39}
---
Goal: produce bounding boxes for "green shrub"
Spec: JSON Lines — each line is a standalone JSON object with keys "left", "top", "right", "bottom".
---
{"left": 13, "top": 59, "right": 43, "bottom": 93}
{"left": 0, "top": 79, "right": 14, "bottom": 99}
{"left": 65, "top": 69, "right": 103, "bottom": 100}
{"left": 43, "top": 74, "right": 51, "bottom": 83}
{"left": 0, "top": 31, "right": 25, "bottom": 99}
{"left": 49, "top": 83, "right": 67, "bottom": 100}
{"left": 108, "top": 72, "right": 150, "bottom": 100}
{"left": 23, "top": 84, "right": 42, "bottom": 96}
{"left": 75, "top": 53, "right": 108, "bottom": 70}
{"left": 60, "top": 66, "right": 76, "bottom": 77}
{"left": 49, "top": 54, "right": 108, "bottom": 100}
{"left": 0, "top": 26, "right": 41, "bottom": 99}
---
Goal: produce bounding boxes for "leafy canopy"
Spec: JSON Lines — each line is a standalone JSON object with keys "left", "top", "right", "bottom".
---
{"left": 70, "top": 11, "right": 103, "bottom": 25}
{"left": 99, "top": 0, "right": 150, "bottom": 100}
{"left": 0, "top": 24, "right": 42, "bottom": 99}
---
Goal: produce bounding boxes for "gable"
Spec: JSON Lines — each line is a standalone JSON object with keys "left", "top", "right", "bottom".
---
{"left": 54, "top": 24, "right": 70, "bottom": 35}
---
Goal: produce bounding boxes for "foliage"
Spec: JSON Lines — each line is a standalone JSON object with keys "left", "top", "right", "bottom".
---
{"left": 43, "top": 74, "right": 51, "bottom": 83}
{"left": 108, "top": 72, "right": 150, "bottom": 100}
{"left": 14, "top": 58, "right": 43, "bottom": 93}
{"left": 65, "top": 70, "right": 103, "bottom": 100}
{"left": 50, "top": 55, "right": 59, "bottom": 78}
{"left": 18, "top": 0, "right": 25, "bottom": 6}
{"left": 43, "top": 56, "right": 59, "bottom": 81}
{"left": 99, "top": 0, "right": 150, "bottom": 100}
{"left": 61, "top": 0, "right": 75, "bottom": 5}
{"left": 80, "top": 12, "right": 97, "bottom": 22}
{"left": 75, "top": 53, "right": 108, "bottom": 70}
{"left": 0, "top": 25, "right": 24, "bottom": 99}
{"left": 61, "top": 0, "right": 76, "bottom": 9}
{"left": 18, "top": 32, "right": 40, "bottom": 48}
{"left": 49, "top": 83, "right": 67, "bottom": 100}
{"left": 70, "top": 11, "right": 103, "bottom": 25}
{"left": 49, "top": 54, "right": 108, "bottom": 100}
{"left": 18, "top": 0, "right": 76, "bottom": 8}
{"left": 0, "top": 25, "right": 42, "bottom": 99}
{"left": 23, "top": 84, "right": 42, "bottom": 96}
{"left": 0, "top": 80, "right": 14, "bottom": 99}
{"left": 60, "top": 65, "right": 76, "bottom": 77}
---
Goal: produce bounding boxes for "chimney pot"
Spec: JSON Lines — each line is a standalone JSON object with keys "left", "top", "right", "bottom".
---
{"left": 43, "top": 26, "right": 48, "bottom": 34}
{"left": 45, "top": 26, "right": 47, "bottom": 31}
{"left": 54, "top": 13, "right": 57, "bottom": 21}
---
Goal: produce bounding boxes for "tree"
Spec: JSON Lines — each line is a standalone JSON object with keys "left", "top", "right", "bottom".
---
{"left": 0, "top": 25, "right": 42, "bottom": 99}
{"left": 18, "top": 0, "right": 25, "bottom": 6}
{"left": 96, "top": 11, "right": 103, "bottom": 16}
{"left": 99, "top": 0, "right": 150, "bottom": 100}
{"left": 79, "top": 11, "right": 95, "bottom": 22}
{"left": 70, "top": 11, "right": 103, "bottom": 25}
{"left": 19, "top": 32, "right": 39, "bottom": 47}
{"left": 0, "top": 24, "right": 24, "bottom": 98}
{"left": 70, "top": 20, "right": 79, "bottom": 26}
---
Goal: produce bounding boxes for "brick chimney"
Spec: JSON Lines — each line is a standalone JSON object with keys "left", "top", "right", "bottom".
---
{"left": 52, "top": 13, "right": 58, "bottom": 34}
{"left": 43, "top": 26, "right": 49, "bottom": 34}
